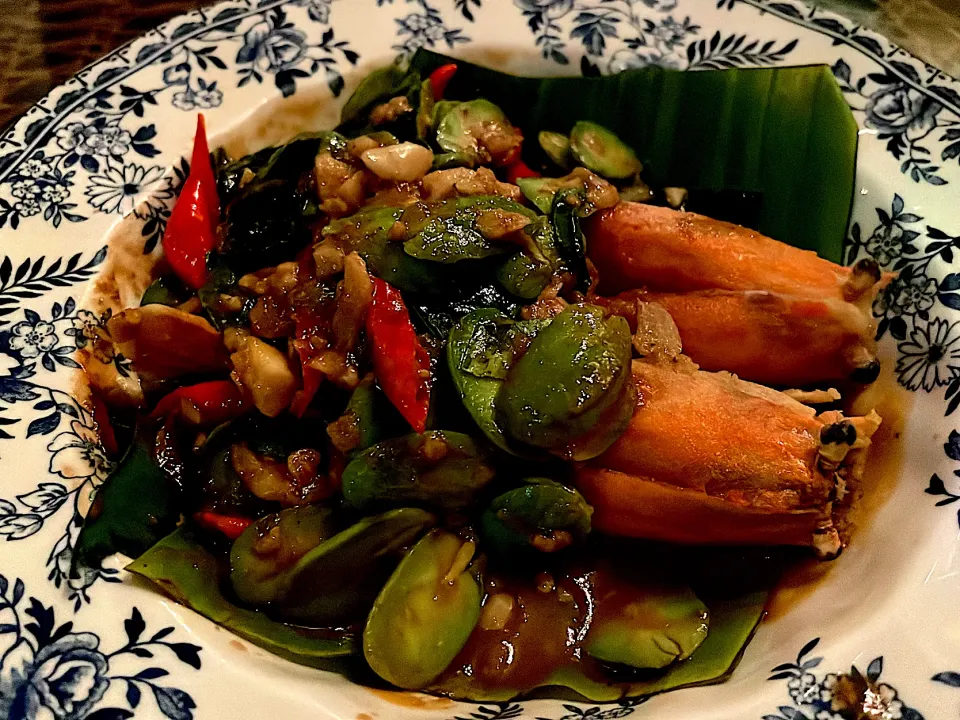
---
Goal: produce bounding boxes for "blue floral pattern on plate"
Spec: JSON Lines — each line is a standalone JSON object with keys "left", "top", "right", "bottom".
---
{"left": 0, "top": 0, "right": 358, "bottom": 253}
{"left": 0, "top": 0, "right": 956, "bottom": 718}
{"left": 729, "top": 0, "right": 960, "bottom": 187}
{"left": 763, "top": 639, "right": 926, "bottom": 720}
{"left": 0, "top": 574, "right": 200, "bottom": 720}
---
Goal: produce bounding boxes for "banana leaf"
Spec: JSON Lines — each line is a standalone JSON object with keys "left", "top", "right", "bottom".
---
{"left": 128, "top": 527, "right": 356, "bottom": 665}
{"left": 407, "top": 50, "right": 857, "bottom": 262}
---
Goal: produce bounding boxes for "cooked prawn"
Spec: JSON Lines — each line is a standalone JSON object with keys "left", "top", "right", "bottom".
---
{"left": 574, "top": 304, "right": 880, "bottom": 558}
{"left": 585, "top": 201, "right": 891, "bottom": 385}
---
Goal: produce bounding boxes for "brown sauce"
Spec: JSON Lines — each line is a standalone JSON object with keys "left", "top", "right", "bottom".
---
{"left": 365, "top": 689, "right": 453, "bottom": 710}
{"left": 435, "top": 571, "right": 591, "bottom": 698}
{"left": 845, "top": 360, "right": 911, "bottom": 533}
{"left": 766, "top": 362, "right": 911, "bottom": 622}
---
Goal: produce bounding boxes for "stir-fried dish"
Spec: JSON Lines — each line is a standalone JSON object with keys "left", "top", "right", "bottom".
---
{"left": 75, "top": 52, "right": 890, "bottom": 702}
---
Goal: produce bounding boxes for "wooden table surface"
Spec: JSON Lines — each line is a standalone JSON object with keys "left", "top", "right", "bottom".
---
{"left": 0, "top": 0, "right": 958, "bottom": 131}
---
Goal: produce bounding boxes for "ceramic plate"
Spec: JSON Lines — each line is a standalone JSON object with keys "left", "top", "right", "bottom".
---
{"left": 0, "top": 0, "right": 958, "bottom": 718}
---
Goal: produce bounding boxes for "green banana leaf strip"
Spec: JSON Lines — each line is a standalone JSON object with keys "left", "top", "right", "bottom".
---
{"left": 128, "top": 528, "right": 355, "bottom": 665}
{"left": 407, "top": 49, "right": 856, "bottom": 262}
{"left": 73, "top": 442, "right": 182, "bottom": 573}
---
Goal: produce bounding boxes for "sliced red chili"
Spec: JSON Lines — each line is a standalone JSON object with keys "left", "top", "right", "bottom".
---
{"left": 289, "top": 362, "right": 324, "bottom": 418}
{"left": 150, "top": 380, "right": 248, "bottom": 426}
{"left": 194, "top": 511, "right": 252, "bottom": 540}
{"left": 289, "top": 298, "right": 335, "bottom": 417}
{"left": 428, "top": 63, "right": 458, "bottom": 100}
{"left": 162, "top": 114, "right": 220, "bottom": 289}
{"left": 505, "top": 157, "right": 540, "bottom": 184}
{"left": 366, "top": 278, "right": 431, "bottom": 433}
{"left": 191, "top": 114, "right": 220, "bottom": 225}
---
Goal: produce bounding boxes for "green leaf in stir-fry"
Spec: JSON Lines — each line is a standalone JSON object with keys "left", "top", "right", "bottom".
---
{"left": 215, "top": 133, "right": 346, "bottom": 275}
{"left": 73, "top": 442, "right": 182, "bottom": 573}
{"left": 218, "top": 179, "right": 314, "bottom": 275}
{"left": 341, "top": 431, "right": 495, "bottom": 513}
{"left": 140, "top": 275, "right": 190, "bottom": 308}
{"left": 237, "top": 411, "right": 329, "bottom": 460}
{"left": 407, "top": 50, "right": 856, "bottom": 261}
{"left": 213, "top": 145, "right": 273, "bottom": 207}
{"left": 254, "top": 131, "right": 347, "bottom": 181}
{"left": 402, "top": 196, "right": 536, "bottom": 264}
{"left": 338, "top": 62, "right": 419, "bottom": 131}
{"left": 447, "top": 308, "right": 548, "bottom": 454}
{"left": 198, "top": 266, "right": 254, "bottom": 330}
{"left": 213, "top": 132, "right": 342, "bottom": 210}
{"left": 408, "top": 279, "right": 522, "bottom": 341}
{"left": 128, "top": 528, "right": 356, "bottom": 665}
{"left": 550, "top": 189, "right": 590, "bottom": 292}
{"left": 324, "top": 207, "right": 452, "bottom": 295}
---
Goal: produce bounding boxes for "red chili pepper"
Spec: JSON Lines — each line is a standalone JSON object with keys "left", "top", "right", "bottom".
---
{"left": 162, "top": 115, "right": 220, "bottom": 290}
{"left": 150, "top": 380, "right": 248, "bottom": 426}
{"left": 289, "top": 362, "right": 324, "bottom": 418}
{"left": 194, "top": 511, "right": 252, "bottom": 540}
{"left": 289, "top": 302, "right": 332, "bottom": 417}
{"left": 191, "top": 114, "right": 220, "bottom": 225}
{"left": 429, "top": 63, "right": 458, "bottom": 100}
{"left": 505, "top": 157, "right": 540, "bottom": 184}
{"left": 366, "top": 278, "right": 431, "bottom": 432}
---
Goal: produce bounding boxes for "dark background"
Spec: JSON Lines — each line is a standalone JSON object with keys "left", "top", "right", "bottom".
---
{"left": 0, "top": 0, "right": 957, "bottom": 131}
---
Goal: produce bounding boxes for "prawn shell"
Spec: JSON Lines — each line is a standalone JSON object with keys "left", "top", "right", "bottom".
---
{"left": 593, "top": 289, "right": 879, "bottom": 386}
{"left": 575, "top": 467, "right": 831, "bottom": 547}
{"left": 586, "top": 202, "right": 851, "bottom": 298}
{"left": 576, "top": 361, "right": 841, "bottom": 551}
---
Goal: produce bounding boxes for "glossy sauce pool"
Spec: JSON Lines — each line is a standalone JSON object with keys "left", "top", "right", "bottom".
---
{"left": 766, "top": 361, "right": 911, "bottom": 621}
